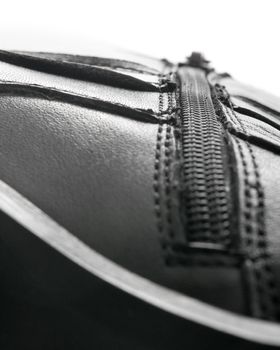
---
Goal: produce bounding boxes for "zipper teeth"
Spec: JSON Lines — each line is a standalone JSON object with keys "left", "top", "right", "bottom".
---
{"left": 180, "top": 67, "right": 230, "bottom": 244}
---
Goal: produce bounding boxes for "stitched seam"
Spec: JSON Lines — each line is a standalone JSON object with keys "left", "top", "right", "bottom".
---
{"left": 164, "top": 123, "right": 174, "bottom": 244}
{"left": 234, "top": 134, "right": 277, "bottom": 319}
{"left": 219, "top": 90, "right": 279, "bottom": 320}
{"left": 164, "top": 86, "right": 178, "bottom": 247}
{"left": 157, "top": 70, "right": 242, "bottom": 267}
{"left": 155, "top": 68, "right": 186, "bottom": 263}
{"left": 246, "top": 139, "right": 279, "bottom": 320}
{"left": 208, "top": 95, "right": 240, "bottom": 250}
{"left": 154, "top": 78, "right": 165, "bottom": 253}
{"left": 163, "top": 69, "right": 240, "bottom": 267}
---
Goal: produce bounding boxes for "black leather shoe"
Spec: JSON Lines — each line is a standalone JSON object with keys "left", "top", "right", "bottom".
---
{"left": 0, "top": 49, "right": 279, "bottom": 349}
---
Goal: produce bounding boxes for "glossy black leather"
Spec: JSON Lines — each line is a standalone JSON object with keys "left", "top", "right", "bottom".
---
{"left": 0, "top": 49, "right": 279, "bottom": 349}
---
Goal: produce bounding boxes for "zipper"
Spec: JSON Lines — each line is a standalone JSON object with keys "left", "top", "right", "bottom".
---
{"left": 178, "top": 57, "right": 231, "bottom": 246}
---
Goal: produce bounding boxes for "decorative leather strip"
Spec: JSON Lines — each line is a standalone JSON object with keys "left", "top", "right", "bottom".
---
{"left": 212, "top": 84, "right": 280, "bottom": 321}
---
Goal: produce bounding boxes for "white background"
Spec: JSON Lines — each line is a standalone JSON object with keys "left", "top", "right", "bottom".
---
{"left": 1, "top": 0, "right": 280, "bottom": 95}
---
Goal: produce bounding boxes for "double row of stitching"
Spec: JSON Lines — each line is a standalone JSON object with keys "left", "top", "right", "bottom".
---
{"left": 155, "top": 65, "right": 241, "bottom": 267}
{"left": 214, "top": 86, "right": 280, "bottom": 321}
{"left": 154, "top": 72, "right": 176, "bottom": 262}
{"left": 154, "top": 61, "right": 191, "bottom": 264}
{"left": 213, "top": 84, "right": 280, "bottom": 154}
{"left": 154, "top": 82, "right": 165, "bottom": 253}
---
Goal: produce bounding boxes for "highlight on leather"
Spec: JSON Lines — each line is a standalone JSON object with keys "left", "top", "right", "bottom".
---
{"left": 0, "top": 50, "right": 176, "bottom": 92}
{"left": 1, "top": 49, "right": 280, "bottom": 350}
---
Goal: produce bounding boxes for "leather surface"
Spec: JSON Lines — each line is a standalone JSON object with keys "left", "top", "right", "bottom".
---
{"left": 208, "top": 73, "right": 280, "bottom": 116}
{"left": 253, "top": 145, "right": 280, "bottom": 308}
{"left": 0, "top": 60, "right": 167, "bottom": 113}
{"left": 0, "top": 49, "right": 280, "bottom": 348}
{"left": 0, "top": 51, "right": 245, "bottom": 314}
{"left": 0, "top": 94, "right": 244, "bottom": 313}
{"left": 209, "top": 71, "right": 280, "bottom": 321}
